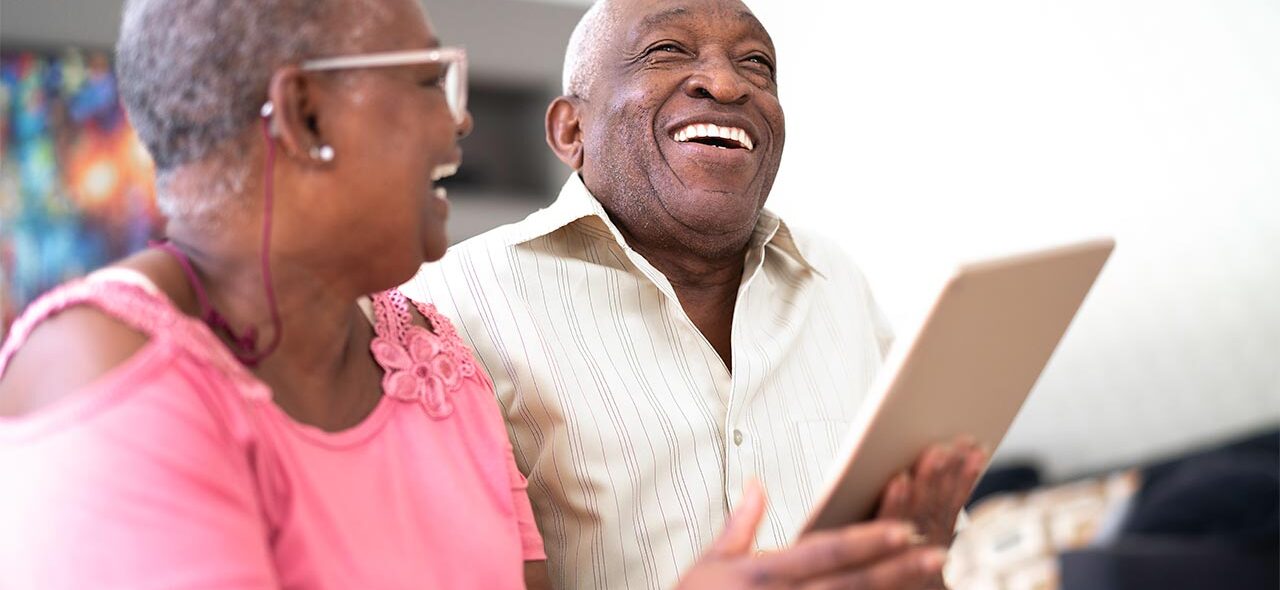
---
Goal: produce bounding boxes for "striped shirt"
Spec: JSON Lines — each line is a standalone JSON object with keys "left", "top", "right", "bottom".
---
{"left": 402, "top": 174, "right": 893, "bottom": 589}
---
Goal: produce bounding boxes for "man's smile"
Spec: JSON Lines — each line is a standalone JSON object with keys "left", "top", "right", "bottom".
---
{"left": 662, "top": 114, "right": 762, "bottom": 170}
{"left": 671, "top": 122, "right": 754, "bottom": 151}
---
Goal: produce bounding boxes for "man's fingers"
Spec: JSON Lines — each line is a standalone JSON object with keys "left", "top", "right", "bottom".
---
{"left": 957, "top": 438, "right": 987, "bottom": 475}
{"left": 894, "top": 473, "right": 914, "bottom": 513}
{"left": 953, "top": 435, "right": 980, "bottom": 453}
{"left": 948, "top": 441, "right": 987, "bottom": 504}
{"left": 708, "top": 480, "right": 767, "bottom": 557}
{"left": 876, "top": 473, "right": 911, "bottom": 519}
{"left": 916, "top": 439, "right": 981, "bottom": 500}
{"left": 913, "top": 443, "right": 955, "bottom": 485}
{"left": 799, "top": 546, "right": 948, "bottom": 590}
{"left": 756, "top": 520, "right": 916, "bottom": 580}
{"left": 963, "top": 445, "right": 988, "bottom": 483}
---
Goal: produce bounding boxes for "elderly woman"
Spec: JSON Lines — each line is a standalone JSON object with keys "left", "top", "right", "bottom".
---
{"left": 0, "top": 0, "right": 937, "bottom": 588}
{"left": 0, "top": 0, "right": 545, "bottom": 587}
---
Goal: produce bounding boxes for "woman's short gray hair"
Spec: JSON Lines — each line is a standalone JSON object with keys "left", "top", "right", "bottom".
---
{"left": 116, "top": 0, "right": 345, "bottom": 216}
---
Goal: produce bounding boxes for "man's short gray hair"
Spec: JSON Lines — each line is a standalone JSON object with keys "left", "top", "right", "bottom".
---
{"left": 115, "top": 0, "right": 346, "bottom": 217}
{"left": 561, "top": 0, "right": 618, "bottom": 98}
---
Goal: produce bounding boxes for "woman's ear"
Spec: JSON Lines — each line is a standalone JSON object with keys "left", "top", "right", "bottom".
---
{"left": 266, "top": 66, "right": 330, "bottom": 165}
{"left": 545, "top": 96, "right": 585, "bottom": 171}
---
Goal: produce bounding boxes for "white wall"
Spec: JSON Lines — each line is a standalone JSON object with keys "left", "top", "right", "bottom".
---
{"left": 748, "top": 0, "right": 1280, "bottom": 478}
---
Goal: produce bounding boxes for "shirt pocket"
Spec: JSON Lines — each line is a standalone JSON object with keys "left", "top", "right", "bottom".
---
{"left": 791, "top": 418, "right": 852, "bottom": 510}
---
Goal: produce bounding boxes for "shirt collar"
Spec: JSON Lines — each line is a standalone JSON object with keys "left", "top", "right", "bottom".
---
{"left": 753, "top": 209, "right": 827, "bottom": 278}
{"left": 504, "top": 173, "right": 825, "bottom": 277}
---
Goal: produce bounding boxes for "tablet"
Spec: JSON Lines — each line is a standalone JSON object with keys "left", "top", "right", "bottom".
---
{"left": 797, "top": 238, "right": 1115, "bottom": 537}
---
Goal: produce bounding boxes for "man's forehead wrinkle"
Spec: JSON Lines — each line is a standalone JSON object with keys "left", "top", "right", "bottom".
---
{"left": 626, "top": 5, "right": 775, "bottom": 51}
{"left": 635, "top": 6, "right": 691, "bottom": 33}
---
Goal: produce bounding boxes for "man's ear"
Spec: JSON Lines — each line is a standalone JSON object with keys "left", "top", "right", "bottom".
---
{"left": 545, "top": 96, "right": 585, "bottom": 171}
{"left": 266, "top": 66, "right": 329, "bottom": 165}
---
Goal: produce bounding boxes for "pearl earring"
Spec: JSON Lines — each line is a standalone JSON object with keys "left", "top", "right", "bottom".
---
{"left": 260, "top": 102, "right": 282, "bottom": 138}
{"left": 310, "top": 145, "right": 335, "bottom": 162}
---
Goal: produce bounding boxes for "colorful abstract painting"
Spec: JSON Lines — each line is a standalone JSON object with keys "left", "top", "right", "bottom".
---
{"left": 0, "top": 49, "right": 161, "bottom": 337}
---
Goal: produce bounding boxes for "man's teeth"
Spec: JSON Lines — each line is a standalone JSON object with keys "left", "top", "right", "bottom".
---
{"left": 431, "top": 163, "right": 459, "bottom": 181}
{"left": 672, "top": 123, "right": 754, "bottom": 151}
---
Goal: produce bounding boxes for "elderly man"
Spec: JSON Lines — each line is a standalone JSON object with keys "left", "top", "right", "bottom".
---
{"left": 404, "top": 0, "right": 982, "bottom": 587}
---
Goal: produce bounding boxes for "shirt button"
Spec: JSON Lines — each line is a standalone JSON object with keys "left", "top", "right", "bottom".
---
{"left": 733, "top": 429, "right": 744, "bottom": 446}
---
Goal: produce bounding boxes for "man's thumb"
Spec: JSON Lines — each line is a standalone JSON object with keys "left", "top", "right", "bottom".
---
{"left": 709, "top": 480, "right": 766, "bottom": 557}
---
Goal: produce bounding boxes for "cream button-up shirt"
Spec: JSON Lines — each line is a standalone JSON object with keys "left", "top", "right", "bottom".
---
{"left": 403, "top": 174, "right": 893, "bottom": 589}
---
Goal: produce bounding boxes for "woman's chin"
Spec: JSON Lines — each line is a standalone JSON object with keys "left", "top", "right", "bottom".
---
{"left": 422, "top": 236, "right": 449, "bottom": 264}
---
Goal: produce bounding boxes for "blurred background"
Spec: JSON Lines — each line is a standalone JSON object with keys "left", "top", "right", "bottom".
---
{"left": 2, "top": 0, "right": 1277, "bottom": 587}
{"left": 0, "top": 0, "right": 584, "bottom": 330}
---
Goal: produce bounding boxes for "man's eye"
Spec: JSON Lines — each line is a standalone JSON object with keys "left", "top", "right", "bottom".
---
{"left": 420, "top": 76, "right": 445, "bottom": 89}
{"left": 648, "top": 43, "right": 684, "bottom": 55}
{"left": 746, "top": 55, "right": 774, "bottom": 71}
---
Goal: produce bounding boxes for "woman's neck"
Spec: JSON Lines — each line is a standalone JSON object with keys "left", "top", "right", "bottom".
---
{"left": 162, "top": 216, "right": 371, "bottom": 388}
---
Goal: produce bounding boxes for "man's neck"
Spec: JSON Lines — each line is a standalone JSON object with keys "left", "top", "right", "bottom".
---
{"left": 621, "top": 227, "right": 747, "bottom": 371}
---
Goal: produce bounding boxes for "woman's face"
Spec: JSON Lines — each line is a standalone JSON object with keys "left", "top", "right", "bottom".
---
{"left": 304, "top": 0, "right": 471, "bottom": 282}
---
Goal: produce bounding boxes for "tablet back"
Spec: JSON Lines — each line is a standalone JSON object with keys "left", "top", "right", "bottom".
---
{"left": 799, "top": 238, "right": 1115, "bottom": 536}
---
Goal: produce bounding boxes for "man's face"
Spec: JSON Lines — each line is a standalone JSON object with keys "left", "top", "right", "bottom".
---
{"left": 579, "top": 0, "right": 785, "bottom": 251}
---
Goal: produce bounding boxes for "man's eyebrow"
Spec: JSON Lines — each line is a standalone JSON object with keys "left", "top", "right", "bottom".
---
{"left": 737, "top": 10, "right": 775, "bottom": 51}
{"left": 637, "top": 7, "right": 691, "bottom": 32}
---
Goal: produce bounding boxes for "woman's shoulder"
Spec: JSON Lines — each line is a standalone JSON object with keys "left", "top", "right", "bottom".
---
{"left": 0, "top": 254, "right": 251, "bottom": 420}
{"left": 0, "top": 296, "right": 156, "bottom": 417}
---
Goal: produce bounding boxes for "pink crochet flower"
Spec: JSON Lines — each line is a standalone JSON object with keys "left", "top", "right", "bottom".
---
{"left": 371, "top": 328, "right": 461, "bottom": 419}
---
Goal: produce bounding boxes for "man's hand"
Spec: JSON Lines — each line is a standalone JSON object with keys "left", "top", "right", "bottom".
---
{"left": 876, "top": 437, "right": 987, "bottom": 546}
{"left": 677, "top": 481, "right": 946, "bottom": 589}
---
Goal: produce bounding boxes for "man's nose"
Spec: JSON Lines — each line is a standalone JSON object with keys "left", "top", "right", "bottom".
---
{"left": 682, "top": 56, "right": 751, "bottom": 105}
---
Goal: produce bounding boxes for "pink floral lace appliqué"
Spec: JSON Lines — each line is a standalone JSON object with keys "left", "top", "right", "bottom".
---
{"left": 370, "top": 326, "right": 462, "bottom": 419}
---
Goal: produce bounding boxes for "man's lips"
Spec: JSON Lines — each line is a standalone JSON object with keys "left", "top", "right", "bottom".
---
{"left": 671, "top": 122, "right": 753, "bottom": 151}
{"left": 666, "top": 116, "right": 759, "bottom": 152}
{"left": 667, "top": 139, "right": 757, "bottom": 168}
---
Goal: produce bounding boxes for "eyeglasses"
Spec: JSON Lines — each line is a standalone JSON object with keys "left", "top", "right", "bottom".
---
{"left": 301, "top": 47, "right": 469, "bottom": 125}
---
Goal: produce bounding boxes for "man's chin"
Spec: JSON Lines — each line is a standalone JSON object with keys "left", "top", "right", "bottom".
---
{"left": 658, "top": 186, "right": 763, "bottom": 238}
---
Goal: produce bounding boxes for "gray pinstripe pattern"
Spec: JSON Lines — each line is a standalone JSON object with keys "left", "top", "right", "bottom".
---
{"left": 402, "top": 175, "right": 894, "bottom": 589}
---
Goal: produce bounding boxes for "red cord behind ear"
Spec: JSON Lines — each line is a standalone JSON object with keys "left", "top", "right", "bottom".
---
{"left": 151, "top": 110, "right": 283, "bottom": 367}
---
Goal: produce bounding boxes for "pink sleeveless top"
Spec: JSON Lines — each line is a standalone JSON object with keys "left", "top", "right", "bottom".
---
{"left": 0, "top": 275, "right": 544, "bottom": 589}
